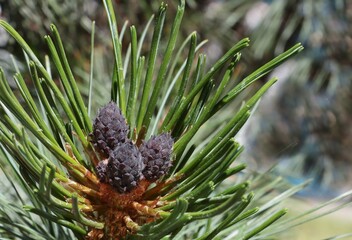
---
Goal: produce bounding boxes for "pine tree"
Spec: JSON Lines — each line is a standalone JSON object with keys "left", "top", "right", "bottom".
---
{"left": 0, "top": 0, "right": 350, "bottom": 239}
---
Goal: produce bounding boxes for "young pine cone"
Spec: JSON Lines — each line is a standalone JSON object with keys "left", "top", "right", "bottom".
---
{"left": 91, "top": 102, "right": 129, "bottom": 156}
{"left": 106, "top": 141, "right": 144, "bottom": 193}
{"left": 140, "top": 133, "right": 174, "bottom": 181}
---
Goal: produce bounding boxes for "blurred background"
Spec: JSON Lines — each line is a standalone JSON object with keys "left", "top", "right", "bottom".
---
{"left": 0, "top": 0, "right": 351, "bottom": 239}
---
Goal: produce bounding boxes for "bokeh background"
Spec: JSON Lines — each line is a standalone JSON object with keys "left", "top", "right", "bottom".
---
{"left": 0, "top": 0, "right": 351, "bottom": 239}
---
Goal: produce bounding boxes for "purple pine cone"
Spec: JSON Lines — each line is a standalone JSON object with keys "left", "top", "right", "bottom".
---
{"left": 91, "top": 102, "right": 129, "bottom": 156}
{"left": 140, "top": 133, "right": 174, "bottom": 181}
{"left": 106, "top": 141, "right": 144, "bottom": 193}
